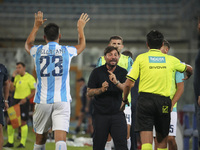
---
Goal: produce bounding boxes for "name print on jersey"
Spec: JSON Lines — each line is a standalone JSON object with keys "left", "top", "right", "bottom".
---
{"left": 37, "top": 48, "right": 66, "bottom": 55}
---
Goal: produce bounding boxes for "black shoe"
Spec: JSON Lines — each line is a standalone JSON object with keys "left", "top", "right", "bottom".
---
{"left": 3, "top": 142, "right": 14, "bottom": 147}
{"left": 16, "top": 143, "right": 25, "bottom": 148}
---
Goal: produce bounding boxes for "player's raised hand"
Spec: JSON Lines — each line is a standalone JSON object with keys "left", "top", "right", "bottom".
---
{"left": 77, "top": 13, "right": 90, "bottom": 30}
{"left": 34, "top": 11, "right": 47, "bottom": 29}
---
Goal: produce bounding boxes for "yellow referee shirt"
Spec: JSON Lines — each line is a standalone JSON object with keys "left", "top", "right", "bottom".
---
{"left": 14, "top": 72, "right": 36, "bottom": 99}
{"left": 127, "top": 49, "right": 186, "bottom": 97}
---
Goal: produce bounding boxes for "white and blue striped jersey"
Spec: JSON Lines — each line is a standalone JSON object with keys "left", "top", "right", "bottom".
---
{"left": 30, "top": 42, "right": 77, "bottom": 104}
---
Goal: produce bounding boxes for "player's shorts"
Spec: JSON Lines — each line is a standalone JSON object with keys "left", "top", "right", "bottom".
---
{"left": 33, "top": 101, "right": 71, "bottom": 134}
{"left": 124, "top": 106, "right": 132, "bottom": 125}
{"left": 168, "top": 111, "right": 177, "bottom": 136}
{"left": 14, "top": 99, "right": 29, "bottom": 121}
{"left": 135, "top": 92, "right": 171, "bottom": 138}
{"left": 153, "top": 111, "right": 177, "bottom": 137}
{"left": 0, "top": 105, "right": 4, "bottom": 126}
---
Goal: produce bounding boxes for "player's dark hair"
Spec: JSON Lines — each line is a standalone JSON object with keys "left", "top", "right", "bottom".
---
{"left": 16, "top": 62, "right": 25, "bottom": 67}
{"left": 163, "top": 39, "right": 170, "bottom": 49}
{"left": 122, "top": 50, "right": 133, "bottom": 58}
{"left": 104, "top": 46, "right": 119, "bottom": 56}
{"left": 109, "top": 35, "right": 123, "bottom": 43}
{"left": 147, "top": 30, "right": 164, "bottom": 49}
{"left": 44, "top": 23, "right": 59, "bottom": 41}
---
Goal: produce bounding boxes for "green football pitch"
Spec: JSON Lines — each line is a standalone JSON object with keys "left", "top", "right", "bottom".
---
{"left": 3, "top": 127, "right": 92, "bottom": 150}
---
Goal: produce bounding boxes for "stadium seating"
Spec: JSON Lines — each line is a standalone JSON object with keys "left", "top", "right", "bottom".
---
{"left": 0, "top": 0, "right": 196, "bottom": 41}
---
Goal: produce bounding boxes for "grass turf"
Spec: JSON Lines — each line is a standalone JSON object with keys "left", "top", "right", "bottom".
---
{"left": 3, "top": 127, "right": 92, "bottom": 150}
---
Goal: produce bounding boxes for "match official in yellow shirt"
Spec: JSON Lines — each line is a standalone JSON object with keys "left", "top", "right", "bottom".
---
{"left": 122, "top": 30, "right": 193, "bottom": 150}
{"left": 4, "top": 62, "right": 36, "bottom": 148}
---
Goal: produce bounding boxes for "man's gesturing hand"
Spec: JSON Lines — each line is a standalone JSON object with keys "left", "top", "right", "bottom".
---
{"left": 108, "top": 70, "right": 118, "bottom": 84}
{"left": 101, "top": 81, "right": 109, "bottom": 92}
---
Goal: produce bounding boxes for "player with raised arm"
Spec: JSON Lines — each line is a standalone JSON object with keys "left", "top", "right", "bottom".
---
{"left": 25, "top": 11, "right": 90, "bottom": 150}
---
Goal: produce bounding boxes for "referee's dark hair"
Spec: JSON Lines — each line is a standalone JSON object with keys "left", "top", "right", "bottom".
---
{"left": 147, "top": 30, "right": 164, "bottom": 49}
{"left": 109, "top": 35, "right": 123, "bottom": 43}
{"left": 16, "top": 62, "right": 25, "bottom": 67}
{"left": 44, "top": 23, "right": 59, "bottom": 41}
{"left": 163, "top": 39, "right": 170, "bottom": 49}
{"left": 104, "top": 46, "right": 119, "bottom": 56}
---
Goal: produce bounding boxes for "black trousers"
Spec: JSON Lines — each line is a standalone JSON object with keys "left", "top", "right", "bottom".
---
{"left": 92, "top": 112, "right": 128, "bottom": 150}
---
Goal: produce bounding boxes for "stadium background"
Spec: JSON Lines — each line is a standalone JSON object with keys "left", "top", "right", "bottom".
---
{"left": 0, "top": 0, "right": 200, "bottom": 146}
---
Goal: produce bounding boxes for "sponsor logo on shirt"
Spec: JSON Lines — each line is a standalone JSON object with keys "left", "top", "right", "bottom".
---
{"left": 149, "top": 66, "right": 167, "bottom": 69}
{"left": 149, "top": 56, "right": 166, "bottom": 63}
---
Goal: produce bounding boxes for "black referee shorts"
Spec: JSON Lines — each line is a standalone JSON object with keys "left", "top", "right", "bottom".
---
{"left": 135, "top": 92, "right": 171, "bottom": 138}
{"left": 13, "top": 99, "right": 29, "bottom": 121}
{"left": 92, "top": 112, "right": 128, "bottom": 150}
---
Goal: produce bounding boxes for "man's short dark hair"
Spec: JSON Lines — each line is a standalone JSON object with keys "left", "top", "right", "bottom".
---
{"left": 44, "top": 23, "right": 59, "bottom": 41}
{"left": 104, "top": 46, "right": 119, "bottom": 56}
{"left": 16, "top": 62, "right": 25, "bottom": 67}
{"left": 109, "top": 36, "right": 123, "bottom": 43}
{"left": 146, "top": 30, "right": 164, "bottom": 49}
{"left": 163, "top": 39, "right": 170, "bottom": 49}
{"left": 122, "top": 50, "right": 133, "bottom": 58}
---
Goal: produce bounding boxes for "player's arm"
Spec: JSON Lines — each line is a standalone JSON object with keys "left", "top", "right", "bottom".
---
{"left": 171, "top": 82, "right": 184, "bottom": 111}
{"left": 74, "top": 13, "right": 90, "bottom": 55}
{"left": 25, "top": 11, "right": 47, "bottom": 54}
{"left": 3, "top": 79, "right": 9, "bottom": 110}
{"left": 183, "top": 64, "right": 193, "bottom": 80}
{"left": 87, "top": 81, "right": 108, "bottom": 97}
